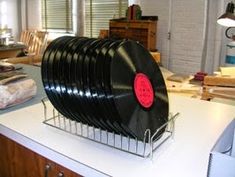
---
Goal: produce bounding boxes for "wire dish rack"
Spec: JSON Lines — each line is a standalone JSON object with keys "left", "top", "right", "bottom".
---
{"left": 42, "top": 98, "right": 179, "bottom": 159}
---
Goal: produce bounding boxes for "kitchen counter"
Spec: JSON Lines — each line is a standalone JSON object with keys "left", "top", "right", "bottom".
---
{"left": 0, "top": 64, "right": 235, "bottom": 177}
{"left": 0, "top": 44, "right": 26, "bottom": 59}
{"left": 0, "top": 92, "right": 235, "bottom": 177}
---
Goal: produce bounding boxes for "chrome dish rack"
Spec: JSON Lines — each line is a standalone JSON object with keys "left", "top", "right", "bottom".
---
{"left": 42, "top": 98, "right": 179, "bottom": 159}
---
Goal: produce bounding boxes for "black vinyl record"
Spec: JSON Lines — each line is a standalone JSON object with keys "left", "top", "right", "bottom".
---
{"left": 82, "top": 38, "right": 112, "bottom": 130}
{"left": 72, "top": 38, "right": 96, "bottom": 125}
{"left": 50, "top": 36, "right": 75, "bottom": 119}
{"left": 64, "top": 37, "right": 90, "bottom": 124}
{"left": 42, "top": 36, "right": 73, "bottom": 118}
{"left": 94, "top": 40, "right": 124, "bottom": 134}
{"left": 89, "top": 39, "right": 110, "bottom": 128}
{"left": 77, "top": 38, "right": 109, "bottom": 129}
{"left": 102, "top": 40, "right": 135, "bottom": 137}
{"left": 59, "top": 37, "right": 87, "bottom": 123}
{"left": 86, "top": 39, "right": 120, "bottom": 133}
{"left": 41, "top": 37, "right": 169, "bottom": 141}
{"left": 110, "top": 40, "right": 169, "bottom": 140}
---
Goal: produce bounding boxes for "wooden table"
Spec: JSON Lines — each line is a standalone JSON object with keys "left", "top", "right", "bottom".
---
{"left": 0, "top": 44, "right": 26, "bottom": 59}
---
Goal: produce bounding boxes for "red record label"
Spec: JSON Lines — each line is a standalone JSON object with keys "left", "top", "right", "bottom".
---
{"left": 134, "top": 73, "right": 154, "bottom": 108}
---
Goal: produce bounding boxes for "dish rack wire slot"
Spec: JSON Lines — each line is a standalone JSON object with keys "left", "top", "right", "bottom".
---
{"left": 42, "top": 98, "right": 179, "bottom": 158}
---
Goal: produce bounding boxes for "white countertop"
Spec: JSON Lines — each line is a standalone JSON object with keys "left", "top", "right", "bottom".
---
{"left": 0, "top": 94, "right": 234, "bottom": 177}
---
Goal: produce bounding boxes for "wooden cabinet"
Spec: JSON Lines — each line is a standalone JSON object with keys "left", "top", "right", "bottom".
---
{"left": 0, "top": 134, "right": 82, "bottom": 177}
{"left": 109, "top": 20, "right": 157, "bottom": 51}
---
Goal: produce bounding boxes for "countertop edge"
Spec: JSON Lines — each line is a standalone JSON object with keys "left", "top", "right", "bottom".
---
{"left": 0, "top": 124, "right": 109, "bottom": 177}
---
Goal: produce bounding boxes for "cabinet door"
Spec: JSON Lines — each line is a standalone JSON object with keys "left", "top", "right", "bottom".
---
{"left": 0, "top": 134, "right": 13, "bottom": 177}
{"left": 109, "top": 20, "right": 157, "bottom": 51}
{"left": 0, "top": 134, "right": 46, "bottom": 177}
{"left": 55, "top": 162, "right": 82, "bottom": 177}
{"left": 45, "top": 159, "right": 83, "bottom": 177}
{"left": 0, "top": 134, "right": 82, "bottom": 177}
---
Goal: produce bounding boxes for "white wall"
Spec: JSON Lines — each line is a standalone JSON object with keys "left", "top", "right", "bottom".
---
{"left": 140, "top": 0, "right": 170, "bottom": 68}
{"left": 169, "top": 0, "right": 206, "bottom": 74}
{"left": 140, "top": 0, "right": 207, "bottom": 74}
{"left": 202, "top": 0, "right": 223, "bottom": 74}
{"left": 0, "top": 0, "right": 41, "bottom": 41}
{"left": 0, "top": 0, "right": 19, "bottom": 40}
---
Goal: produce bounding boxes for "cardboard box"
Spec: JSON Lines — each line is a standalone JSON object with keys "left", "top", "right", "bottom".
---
{"left": 207, "top": 119, "right": 235, "bottom": 177}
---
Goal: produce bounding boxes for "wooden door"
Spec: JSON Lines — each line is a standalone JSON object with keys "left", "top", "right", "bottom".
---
{"left": 0, "top": 134, "right": 82, "bottom": 177}
{"left": 0, "top": 134, "right": 46, "bottom": 177}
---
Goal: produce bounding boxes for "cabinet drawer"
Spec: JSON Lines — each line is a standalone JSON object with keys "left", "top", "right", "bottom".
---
{"left": 109, "top": 20, "right": 157, "bottom": 51}
{"left": 0, "top": 134, "right": 82, "bottom": 177}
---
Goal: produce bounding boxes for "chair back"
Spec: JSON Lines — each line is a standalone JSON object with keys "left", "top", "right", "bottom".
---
{"left": 28, "top": 31, "right": 48, "bottom": 55}
{"left": 19, "top": 30, "right": 35, "bottom": 46}
{"left": 5, "top": 30, "right": 48, "bottom": 65}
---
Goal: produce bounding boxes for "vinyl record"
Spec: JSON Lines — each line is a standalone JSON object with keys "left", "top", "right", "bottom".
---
{"left": 82, "top": 38, "right": 112, "bottom": 130}
{"left": 72, "top": 38, "right": 96, "bottom": 126}
{"left": 101, "top": 40, "right": 135, "bottom": 137}
{"left": 76, "top": 38, "right": 109, "bottom": 129}
{"left": 64, "top": 37, "right": 90, "bottom": 124}
{"left": 59, "top": 37, "right": 88, "bottom": 123}
{"left": 110, "top": 40, "right": 169, "bottom": 140}
{"left": 96, "top": 40, "right": 131, "bottom": 135}
{"left": 73, "top": 38, "right": 99, "bottom": 126}
{"left": 49, "top": 36, "right": 76, "bottom": 119}
{"left": 42, "top": 36, "right": 73, "bottom": 118}
{"left": 85, "top": 38, "right": 120, "bottom": 133}
{"left": 42, "top": 37, "right": 169, "bottom": 141}
{"left": 94, "top": 40, "right": 124, "bottom": 134}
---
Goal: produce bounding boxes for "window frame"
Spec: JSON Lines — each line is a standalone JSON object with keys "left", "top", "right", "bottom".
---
{"left": 84, "top": 0, "right": 128, "bottom": 37}
{"left": 41, "top": 0, "right": 74, "bottom": 33}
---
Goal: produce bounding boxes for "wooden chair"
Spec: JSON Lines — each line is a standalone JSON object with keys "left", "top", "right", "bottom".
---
{"left": 5, "top": 30, "right": 48, "bottom": 65}
{"left": 19, "top": 30, "right": 35, "bottom": 46}
{"left": 28, "top": 31, "right": 48, "bottom": 56}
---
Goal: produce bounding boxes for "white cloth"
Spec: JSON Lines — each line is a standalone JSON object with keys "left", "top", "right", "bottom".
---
{"left": 0, "top": 79, "right": 37, "bottom": 109}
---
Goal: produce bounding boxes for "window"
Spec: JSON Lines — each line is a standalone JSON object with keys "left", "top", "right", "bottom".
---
{"left": 41, "top": 0, "right": 73, "bottom": 32}
{"left": 85, "top": 0, "right": 128, "bottom": 37}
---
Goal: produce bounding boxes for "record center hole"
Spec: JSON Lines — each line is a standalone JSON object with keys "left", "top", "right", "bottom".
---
{"left": 134, "top": 73, "right": 154, "bottom": 108}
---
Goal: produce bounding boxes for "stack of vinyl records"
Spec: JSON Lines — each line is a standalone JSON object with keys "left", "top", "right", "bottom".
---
{"left": 41, "top": 36, "right": 169, "bottom": 141}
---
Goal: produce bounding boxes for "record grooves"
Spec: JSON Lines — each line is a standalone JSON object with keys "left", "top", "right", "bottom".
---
{"left": 41, "top": 36, "right": 169, "bottom": 141}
